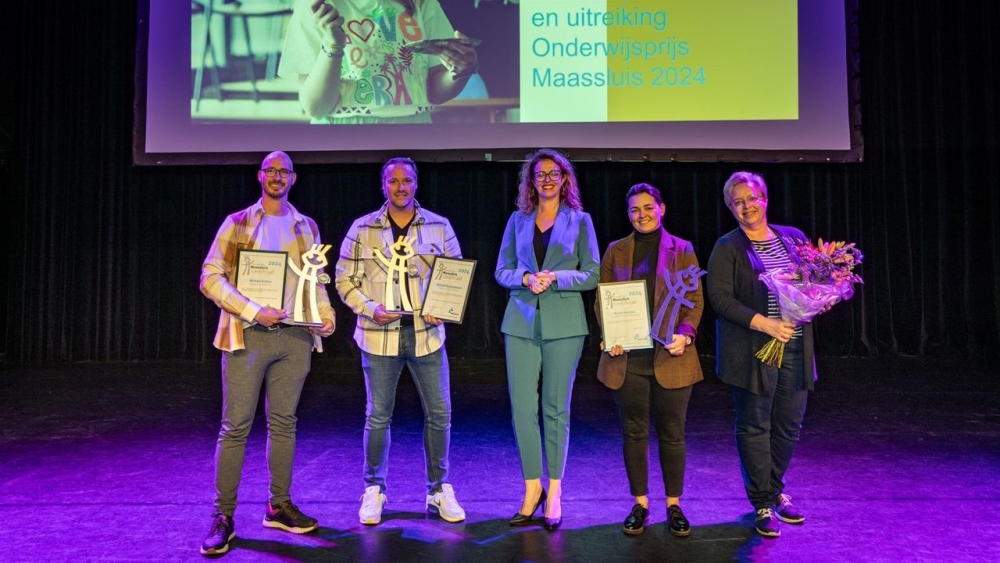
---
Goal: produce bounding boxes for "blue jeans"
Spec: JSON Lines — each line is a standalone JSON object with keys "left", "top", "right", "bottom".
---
{"left": 214, "top": 325, "right": 313, "bottom": 516}
{"left": 731, "top": 337, "right": 808, "bottom": 510}
{"left": 361, "top": 326, "right": 451, "bottom": 494}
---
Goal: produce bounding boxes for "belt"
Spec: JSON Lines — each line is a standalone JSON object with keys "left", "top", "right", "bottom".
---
{"left": 247, "top": 323, "right": 290, "bottom": 332}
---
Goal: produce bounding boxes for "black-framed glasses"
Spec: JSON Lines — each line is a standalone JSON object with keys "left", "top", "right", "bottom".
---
{"left": 729, "top": 194, "right": 762, "bottom": 208}
{"left": 533, "top": 169, "right": 563, "bottom": 182}
{"left": 261, "top": 168, "right": 293, "bottom": 179}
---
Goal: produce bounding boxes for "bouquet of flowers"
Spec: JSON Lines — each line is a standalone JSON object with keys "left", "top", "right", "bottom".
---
{"left": 755, "top": 239, "right": 864, "bottom": 367}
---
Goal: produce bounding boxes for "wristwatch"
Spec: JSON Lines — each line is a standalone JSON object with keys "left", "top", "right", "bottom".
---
{"left": 683, "top": 335, "right": 693, "bottom": 346}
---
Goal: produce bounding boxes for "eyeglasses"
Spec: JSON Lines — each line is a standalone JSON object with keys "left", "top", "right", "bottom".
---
{"left": 729, "top": 194, "right": 762, "bottom": 208}
{"left": 261, "top": 168, "right": 293, "bottom": 179}
{"left": 533, "top": 169, "right": 563, "bottom": 182}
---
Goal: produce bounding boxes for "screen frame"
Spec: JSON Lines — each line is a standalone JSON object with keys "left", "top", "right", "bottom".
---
{"left": 133, "top": 0, "right": 862, "bottom": 166}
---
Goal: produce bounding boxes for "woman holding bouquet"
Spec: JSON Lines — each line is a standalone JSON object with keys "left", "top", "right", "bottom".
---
{"left": 596, "top": 183, "right": 704, "bottom": 537}
{"left": 705, "top": 171, "right": 814, "bottom": 539}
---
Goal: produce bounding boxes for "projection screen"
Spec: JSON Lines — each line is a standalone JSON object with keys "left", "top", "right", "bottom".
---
{"left": 135, "top": 0, "right": 861, "bottom": 164}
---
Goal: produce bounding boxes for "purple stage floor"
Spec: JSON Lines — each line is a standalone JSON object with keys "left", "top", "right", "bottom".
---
{"left": 1, "top": 355, "right": 998, "bottom": 562}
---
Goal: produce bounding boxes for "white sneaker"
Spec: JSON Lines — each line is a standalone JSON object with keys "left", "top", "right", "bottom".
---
{"left": 426, "top": 483, "right": 466, "bottom": 523}
{"left": 359, "top": 485, "right": 386, "bottom": 525}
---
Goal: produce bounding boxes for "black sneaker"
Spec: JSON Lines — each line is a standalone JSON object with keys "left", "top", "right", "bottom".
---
{"left": 200, "top": 512, "right": 235, "bottom": 556}
{"left": 622, "top": 503, "right": 649, "bottom": 535}
{"left": 667, "top": 504, "right": 691, "bottom": 537}
{"left": 262, "top": 500, "right": 318, "bottom": 534}
{"left": 775, "top": 494, "right": 805, "bottom": 524}
{"left": 754, "top": 508, "right": 780, "bottom": 538}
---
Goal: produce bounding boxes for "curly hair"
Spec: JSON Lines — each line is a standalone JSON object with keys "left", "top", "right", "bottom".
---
{"left": 515, "top": 148, "right": 583, "bottom": 215}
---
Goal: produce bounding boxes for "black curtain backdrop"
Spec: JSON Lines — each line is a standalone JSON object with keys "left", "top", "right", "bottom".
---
{"left": 3, "top": 1, "right": 998, "bottom": 363}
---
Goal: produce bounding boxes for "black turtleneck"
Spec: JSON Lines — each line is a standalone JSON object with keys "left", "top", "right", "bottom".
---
{"left": 627, "top": 229, "right": 660, "bottom": 374}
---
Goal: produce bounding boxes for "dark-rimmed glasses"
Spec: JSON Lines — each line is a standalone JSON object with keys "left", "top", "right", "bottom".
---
{"left": 533, "top": 170, "right": 563, "bottom": 182}
{"left": 261, "top": 168, "right": 293, "bottom": 179}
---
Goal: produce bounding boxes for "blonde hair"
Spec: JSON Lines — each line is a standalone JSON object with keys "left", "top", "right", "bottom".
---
{"left": 722, "top": 171, "right": 768, "bottom": 205}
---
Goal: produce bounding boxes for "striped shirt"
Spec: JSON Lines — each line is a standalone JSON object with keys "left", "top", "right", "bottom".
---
{"left": 334, "top": 201, "right": 461, "bottom": 357}
{"left": 750, "top": 236, "right": 804, "bottom": 339}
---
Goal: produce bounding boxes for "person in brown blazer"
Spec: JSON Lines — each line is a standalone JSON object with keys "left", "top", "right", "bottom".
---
{"left": 596, "top": 183, "right": 704, "bottom": 537}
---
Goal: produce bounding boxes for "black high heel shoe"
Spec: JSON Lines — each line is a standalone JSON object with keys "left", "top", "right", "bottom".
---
{"left": 509, "top": 488, "right": 547, "bottom": 526}
{"left": 542, "top": 496, "right": 561, "bottom": 531}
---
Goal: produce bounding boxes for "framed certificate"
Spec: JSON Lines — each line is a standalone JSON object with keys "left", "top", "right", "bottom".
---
{"left": 420, "top": 257, "right": 477, "bottom": 323}
{"left": 234, "top": 249, "right": 288, "bottom": 309}
{"left": 597, "top": 280, "right": 653, "bottom": 350}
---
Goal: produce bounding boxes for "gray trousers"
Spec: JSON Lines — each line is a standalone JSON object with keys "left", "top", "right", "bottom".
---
{"left": 213, "top": 325, "right": 312, "bottom": 516}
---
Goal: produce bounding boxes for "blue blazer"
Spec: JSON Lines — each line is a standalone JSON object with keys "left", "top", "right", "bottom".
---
{"left": 495, "top": 205, "right": 601, "bottom": 340}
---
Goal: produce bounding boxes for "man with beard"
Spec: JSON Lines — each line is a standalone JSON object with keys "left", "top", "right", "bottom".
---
{"left": 199, "top": 151, "right": 335, "bottom": 555}
{"left": 335, "top": 157, "right": 466, "bottom": 526}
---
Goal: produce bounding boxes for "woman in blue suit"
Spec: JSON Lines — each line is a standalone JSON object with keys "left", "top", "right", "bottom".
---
{"left": 495, "top": 148, "right": 601, "bottom": 531}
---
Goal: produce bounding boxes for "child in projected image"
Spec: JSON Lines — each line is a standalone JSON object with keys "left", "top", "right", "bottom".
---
{"left": 278, "top": 0, "right": 479, "bottom": 124}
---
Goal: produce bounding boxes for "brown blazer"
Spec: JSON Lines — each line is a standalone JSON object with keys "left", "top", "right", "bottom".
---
{"left": 595, "top": 229, "right": 705, "bottom": 390}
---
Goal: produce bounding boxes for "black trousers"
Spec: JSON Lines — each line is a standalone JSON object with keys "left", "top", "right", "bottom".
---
{"left": 612, "top": 372, "right": 693, "bottom": 498}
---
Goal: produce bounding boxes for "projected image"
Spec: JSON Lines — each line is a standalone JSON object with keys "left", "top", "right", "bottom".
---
{"left": 191, "top": 0, "right": 520, "bottom": 124}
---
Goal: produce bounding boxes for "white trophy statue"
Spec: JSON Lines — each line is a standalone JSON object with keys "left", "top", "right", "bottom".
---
{"left": 287, "top": 243, "right": 332, "bottom": 326}
{"left": 375, "top": 235, "right": 417, "bottom": 312}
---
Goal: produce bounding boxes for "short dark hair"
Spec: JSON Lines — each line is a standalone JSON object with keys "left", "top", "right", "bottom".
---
{"left": 381, "top": 157, "right": 417, "bottom": 184}
{"left": 625, "top": 183, "right": 663, "bottom": 205}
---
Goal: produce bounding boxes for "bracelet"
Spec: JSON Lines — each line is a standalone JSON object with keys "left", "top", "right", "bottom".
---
{"left": 321, "top": 43, "right": 345, "bottom": 58}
